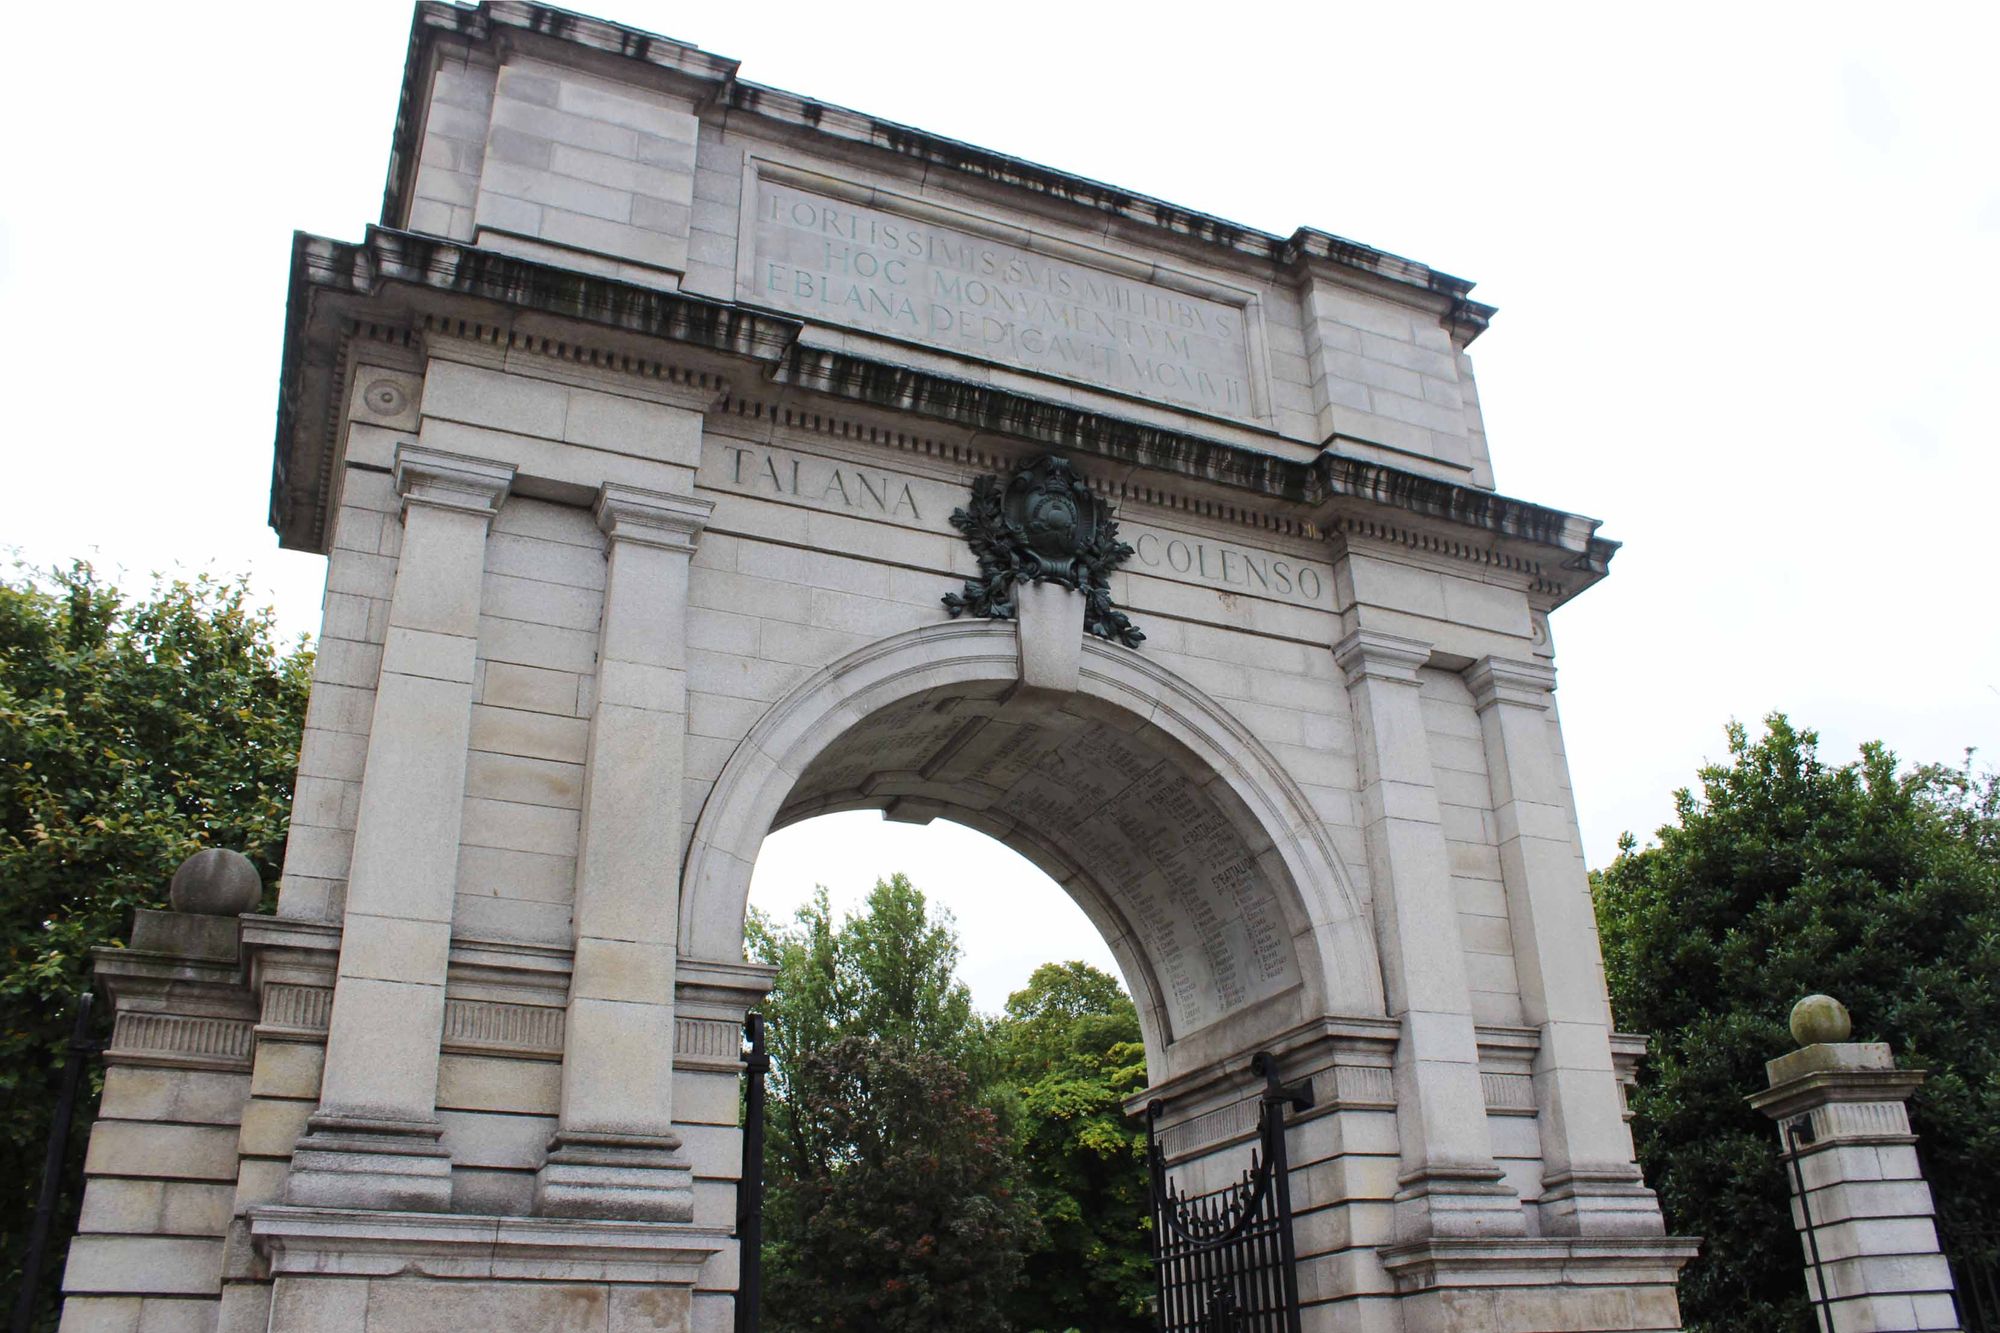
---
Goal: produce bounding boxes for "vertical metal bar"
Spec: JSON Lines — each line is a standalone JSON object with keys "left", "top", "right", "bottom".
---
{"left": 1255, "top": 1171, "right": 1279, "bottom": 1328}
{"left": 1192, "top": 1191, "right": 1209, "bottom": 1330}
{"left": 1148, "top": 1102, "right": 1170, "bottom": 1333}
{"left": 1169, "top": 1179, "right": 1185, "bottom": 1333}
{"left": 1254, "top": 1118, "right": 1278, "bottom": 1328}
{"left": 1785, "top": 1115, "right": 1833, "bottom": 1333}
{"left": 1254, "top": 1051, "right": 1311, "bottom": 1333}
{"left": 10, "top": 992, "right": 97, "bottom": 1333}
{"left": 734, "top": 1012, "right": 769, "bottom": 1333}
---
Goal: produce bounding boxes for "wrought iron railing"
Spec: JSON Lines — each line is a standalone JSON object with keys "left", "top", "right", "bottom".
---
{"left": 10, "top": 993, "right": 100, "bottom": 1333}
{"left": 1944, "top": 1225, "right": 2000, "bottom": 1332}
{"left": 1147, "top": 1051, "right": 1312, "bottom": 1333}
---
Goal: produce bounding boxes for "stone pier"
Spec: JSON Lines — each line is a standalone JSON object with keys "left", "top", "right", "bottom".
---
{"left": 1752, "top": 996, "right": 1963, "bottom": 1332}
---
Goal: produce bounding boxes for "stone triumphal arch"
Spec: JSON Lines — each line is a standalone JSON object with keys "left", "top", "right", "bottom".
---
{"left": 61, "top": 4, "right": 1696, "bottom": 1330}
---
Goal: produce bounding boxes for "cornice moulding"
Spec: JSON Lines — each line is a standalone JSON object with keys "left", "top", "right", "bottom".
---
{"left": 1377, "top": 1236, "right": 1700, "bottom": 1291}
{"left": 250, "top": 1203, "right": 729, "bottom": 1283}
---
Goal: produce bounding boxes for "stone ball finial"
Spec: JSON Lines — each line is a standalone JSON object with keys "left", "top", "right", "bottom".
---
{"left": 1789, "top": 994, "right": 1853, "bottom": 1047}
{"left": 168, "top": 849, "right": 263, "bottom": 917}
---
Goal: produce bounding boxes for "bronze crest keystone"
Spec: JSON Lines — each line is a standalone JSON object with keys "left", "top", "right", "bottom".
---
{"left": 941, "top": 455, "right": 1144, "bottom": 648}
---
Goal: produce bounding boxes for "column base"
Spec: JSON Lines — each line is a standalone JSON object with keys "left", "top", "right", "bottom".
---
{"left": 1380, "top": 1235, "right": 1699, "bottom": 1332}
{"left": 1538, "top": 1169, "right": 1668, "bottom": 1237}
{"left": 250, "top": 1205, "right": 729, "bottom": 1333}
{"left": 1394, "top": 1166, "right": 1529, "bottom": 1240}
{"left": 534, "top": 1131, "right": 695, "bottom": 1222}
{"left": 283, "top": 1113, "right": 452, "bottom": 1211}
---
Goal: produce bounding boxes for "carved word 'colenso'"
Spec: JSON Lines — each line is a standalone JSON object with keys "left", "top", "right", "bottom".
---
{"left": 1128, "top": 530, "right": 1325, "bottom": 605}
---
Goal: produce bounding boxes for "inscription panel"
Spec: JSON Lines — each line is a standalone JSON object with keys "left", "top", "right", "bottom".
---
{"left": 741, "top": 163, "right": 1263, "bottom": 421}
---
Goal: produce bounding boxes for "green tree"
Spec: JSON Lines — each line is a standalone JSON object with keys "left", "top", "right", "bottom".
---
{"left": 1593, "top": 716, "right": 2000, "bottom": 1332}
{"left": 994, "top": 962, "right": 1153, "bottom": 1333}
{"left": 0, "top": 563, "right": 311, "bottom": 1315}
{"left": 748, "top": 874, "right": 1034, "bottom": 1333}
{"left": 766, "top": 1036, "right": 1034, "bottom": 1333}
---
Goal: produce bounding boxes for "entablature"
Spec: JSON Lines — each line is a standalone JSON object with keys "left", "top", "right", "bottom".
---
{"left": 274, "top": 226, "right": 1613, "bottom": 604}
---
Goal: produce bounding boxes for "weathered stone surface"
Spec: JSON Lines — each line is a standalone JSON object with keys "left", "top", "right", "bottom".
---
{"left": 1792, "top": 993, "right": 1855, "bottom": 1046}
{"left": 168, "top": 849, "right": 263, "bottom": 916}
{"left": 126, "top": 909, "right": 240, "bottom": 963}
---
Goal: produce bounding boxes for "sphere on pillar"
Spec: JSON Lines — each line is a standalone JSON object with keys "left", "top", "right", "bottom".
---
{"left": 168, "top": 848, "right": 263, "bottom": 916}
{"left": 1788, "top": 993, "right": 1852, "bottom": 1046}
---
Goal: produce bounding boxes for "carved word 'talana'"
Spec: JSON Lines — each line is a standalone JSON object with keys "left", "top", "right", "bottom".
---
{"left": 941, "top": 455, "right": 1144, "bottom": 648}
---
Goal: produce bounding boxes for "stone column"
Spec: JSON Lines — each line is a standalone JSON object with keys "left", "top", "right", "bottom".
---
{"left": 1466, "top": 657, "right": 1661, "bottom": 1236}
{"left": 534, "top": 484, "right": 713, "bottom": 1221}
{"left": 286, "top": 446, "right": 512, "bottom": 1210}
{"left": 1335, "top": 630, "right": 1523, "bottom": 1241}
{"left": 1751, "top": 1000, "right": 1962, "bottom": 1332}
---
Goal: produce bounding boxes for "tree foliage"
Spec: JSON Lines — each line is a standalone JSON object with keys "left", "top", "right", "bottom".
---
{"left": 0, "top": 563, "right": 311, "bottom": 1311}
{"left": 768, "top": 1036, "right": 1032, "bottom": 1333}
{"left": 749, "top": 874, "right": 1036, "bottom": 1333}
{"left": 1593, "top": 716, "right": 2000, "bottom": 1332}
{"left": 995, "top": 962, "right": 1152, "bottom": 1333}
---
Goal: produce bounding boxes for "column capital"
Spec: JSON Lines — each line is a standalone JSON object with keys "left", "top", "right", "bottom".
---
{"left": 1333, "top": 629, "right": 1432, "bottom": 686}
{"left": 595, "top": 484, "right": 714, "bottom": 552}
{"left": 1465, "top": 655, "right": 1557, "bottom": 711}
{"left": 393, "top": 445, "right": 514, "bottom": 518}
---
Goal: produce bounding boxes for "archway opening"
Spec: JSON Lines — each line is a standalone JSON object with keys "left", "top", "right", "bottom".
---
{"left": 748, "top": 809, "right": 1117, "bottom": 1012}
{"left": 691, "top": 623, "right": 1380, "bottom": 1333}
{"left": 683, "top": 621, "right": 1382, "bottom": 1081}
{"left": 750, "top": 678, "right": 1309, "bottom": 1070}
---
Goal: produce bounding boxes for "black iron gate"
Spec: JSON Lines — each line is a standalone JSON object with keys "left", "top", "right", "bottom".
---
{"left": 1147, "top": 1051, "right": 1313, "bottom": 1333}
{"left": 735, "top": 1012, "right": 768, "bottom": 1333}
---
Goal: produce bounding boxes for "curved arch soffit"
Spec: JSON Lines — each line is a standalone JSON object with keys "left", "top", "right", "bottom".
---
{"left": 681, "top": 618, "right": 1387, "bottom": 1040}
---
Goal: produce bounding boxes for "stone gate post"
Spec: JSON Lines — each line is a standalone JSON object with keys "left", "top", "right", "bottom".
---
{"left": 1751, "top": 996, "right": 1962, "bottom": 1332}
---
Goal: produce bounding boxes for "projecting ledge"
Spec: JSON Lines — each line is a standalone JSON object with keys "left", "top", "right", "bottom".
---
{"left": 249, "top": 1205, "right": 729, "bottom": 1284}
{"left": 1376, "top": 1235, "right": 1700, "bottom": 1292}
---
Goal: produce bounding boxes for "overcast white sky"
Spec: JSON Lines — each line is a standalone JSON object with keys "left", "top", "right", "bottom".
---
{"left": 3, "top": 3, "right": 1992, "bottom": 1013}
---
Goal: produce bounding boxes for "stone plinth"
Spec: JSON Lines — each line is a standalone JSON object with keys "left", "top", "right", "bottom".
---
{"left": 1751, "top": 1041, "right": 1962, "bottom": 1332}
{"left": 250, "top": 1206, "right": 727, "bottom": 1331}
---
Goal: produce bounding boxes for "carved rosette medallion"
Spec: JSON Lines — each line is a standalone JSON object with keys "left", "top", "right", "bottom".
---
{"left": 941, "top": 454, "right": 1144, "bottom": 648}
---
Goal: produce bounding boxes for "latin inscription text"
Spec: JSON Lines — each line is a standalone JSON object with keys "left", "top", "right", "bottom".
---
{"left": 751, "top": 178, "right": 1256, "bottom": 418}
